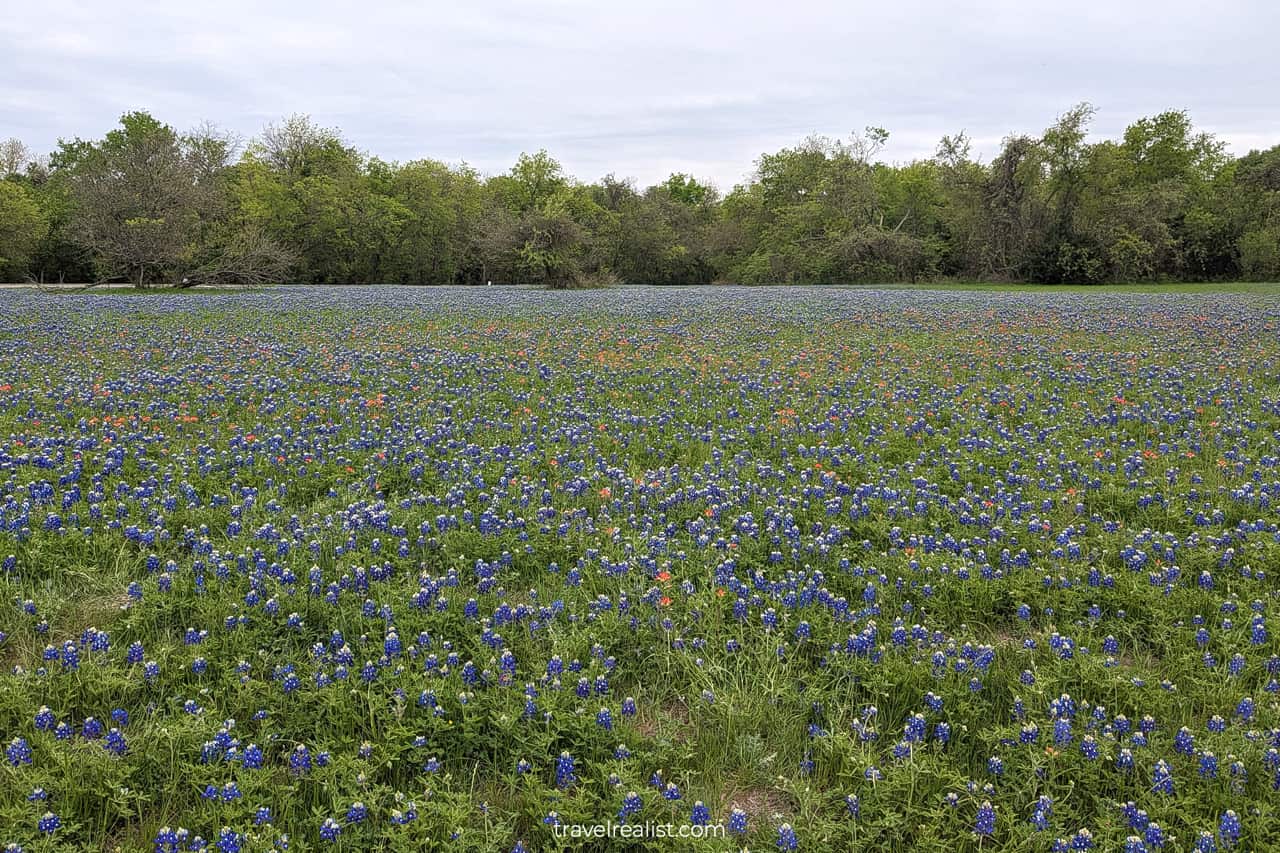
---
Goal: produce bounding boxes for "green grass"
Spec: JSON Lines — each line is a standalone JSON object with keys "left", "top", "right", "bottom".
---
{"left": 0, "top": 286, "right": 1276, "bottom": 852}
{"left": 830, "top": 280, "right": 1280, "bottom": 294}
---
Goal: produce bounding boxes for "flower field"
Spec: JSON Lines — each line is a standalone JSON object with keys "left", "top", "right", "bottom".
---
{"left": 1, "top": 285, "right": 1278, "bottom": 852}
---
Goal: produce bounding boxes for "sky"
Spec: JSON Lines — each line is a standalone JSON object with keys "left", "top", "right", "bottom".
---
{"left": 2, "top": 0, "right": 1278, "bottom": 190}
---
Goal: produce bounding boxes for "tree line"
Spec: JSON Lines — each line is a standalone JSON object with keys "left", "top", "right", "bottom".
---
{"left": 1, "top": 104, "right": 1278, "bottom": 287}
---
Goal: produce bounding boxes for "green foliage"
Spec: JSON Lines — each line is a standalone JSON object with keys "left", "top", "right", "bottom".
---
{"left": 662, "top": 172, "right": 712, "bottom": 206}
{"left": 1237, "top": 227, "right": 1280, "bottom": 280}
{"left": 494, "top": 150, "right": 568, "bottom": 215}
{"left": 53, "top": 111, "right": 291, "bottom": 287}
{"left": 5, "top": 108, "right": 1279, "bottom": 285}
{"left": 0, "top": 180, "right": 46, "bottom": 279}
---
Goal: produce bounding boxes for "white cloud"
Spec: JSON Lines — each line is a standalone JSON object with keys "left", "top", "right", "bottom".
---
{"left": 1, "top": 0, "right": 1276, "bottom": 187}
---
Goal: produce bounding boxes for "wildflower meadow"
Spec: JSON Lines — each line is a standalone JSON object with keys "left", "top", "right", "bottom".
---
{"left": 1, "top": 285, "right": 1277, "bottom": 852}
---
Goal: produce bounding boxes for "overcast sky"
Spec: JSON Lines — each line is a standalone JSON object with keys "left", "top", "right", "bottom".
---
{"left": 3, "top": 0, "right": 1278, "bottom": 189}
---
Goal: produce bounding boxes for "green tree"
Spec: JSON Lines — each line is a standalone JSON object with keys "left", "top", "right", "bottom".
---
{"left": 1232, "top": 145, "right": 1280, "bottom": 280}
{"left": 0, "top": 180, "right": 46, "bottom": 279}
{"left": 232, "top": 117, "right": 384, "bottom": 282}
{"left": 59, "top": 112, "right": 293, "bottom": 287}
{"left": 10, "top": 103, "right": 1276, "bottom": 286}
{"left": 490, "top": 150, "right": 568, "bottom": 215}
{"left": 661, "top": 173, "right": 711, "bottom": 206}
{"left": 932, "top": 132, "right": 989, "bottom": 277}
{"left": 60, "top": 112, "right": 214, "bottom": 285}
{"left": 382, "top": 159, "right": 484, "bottom": 285}
{"left": 478, "top": 153, "right": 607, "bottom": 287}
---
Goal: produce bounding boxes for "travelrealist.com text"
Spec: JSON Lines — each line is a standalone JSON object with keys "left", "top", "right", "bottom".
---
{"left": 551, "top": 822, "right": 727, "bottom": 840}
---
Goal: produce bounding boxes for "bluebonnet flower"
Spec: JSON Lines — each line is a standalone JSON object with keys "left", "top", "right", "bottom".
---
{"left": 975, "top": 801, "right": 996, "bottom": 836}
{"left": 6, "top": 737, "right": 32, "bottom": 766}
{"left": 289, "top": 744, "right": 312, "bottom": 774}
{"left": 1054, "top": 718, "right": 1073, "bottom": 746}
{"left": 618, "top": 791, "right": 643, "bottom": 820}
{"left": 242, "top": 743, "right": 264, "bottom": 769}
{"left": 1070, "top": 829, "right": 1095, "bottom": 849}
{"left": 1175, "top": 727, "right": 1195, "bottom": 755}
{"left": 776, "top": 823, "right": 799, "bottom": 850}
{"left": 728, "top": 808, "right": 748, "bottom": 835}
{"left": 390, "top": 802, "right": 419, "bottom": 825}
{"left": 1218, "top": 810, "right": 1241, "bottom": 847}
{"left": 554, "top": 750, "right": 575, "bottom": 788}
{"left": 154, "top": 826, "right": 182, "bottom": 852}
{"left": 35, "top": 706, "right": 55, "bottom": 730}
{"left": 104, "top": 728, "right": 127, "bottom": 756}
{"left": 216, "top": 828, "right": 243, "bottom": 853}
{"left": 319, "top": 818, "right": 340, "bottom": 842}
{"left": 1152, "top": 760, "right": 1175, "bottom": 794}
{"left": 904, "top": 713, "right": 926, "bottom": 742}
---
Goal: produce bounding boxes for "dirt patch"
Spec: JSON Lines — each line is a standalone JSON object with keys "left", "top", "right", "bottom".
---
{"left": 633, "top": 695, "right": 694, "bottom": 742}
{"left": 54, "top": 592, "right": 131, "bottom": 644}
{"left": 0, "top": 641, "right": 29, "bottom": 672}
{"left": 721, "top": 785, "right": 794, "bottom": 822}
